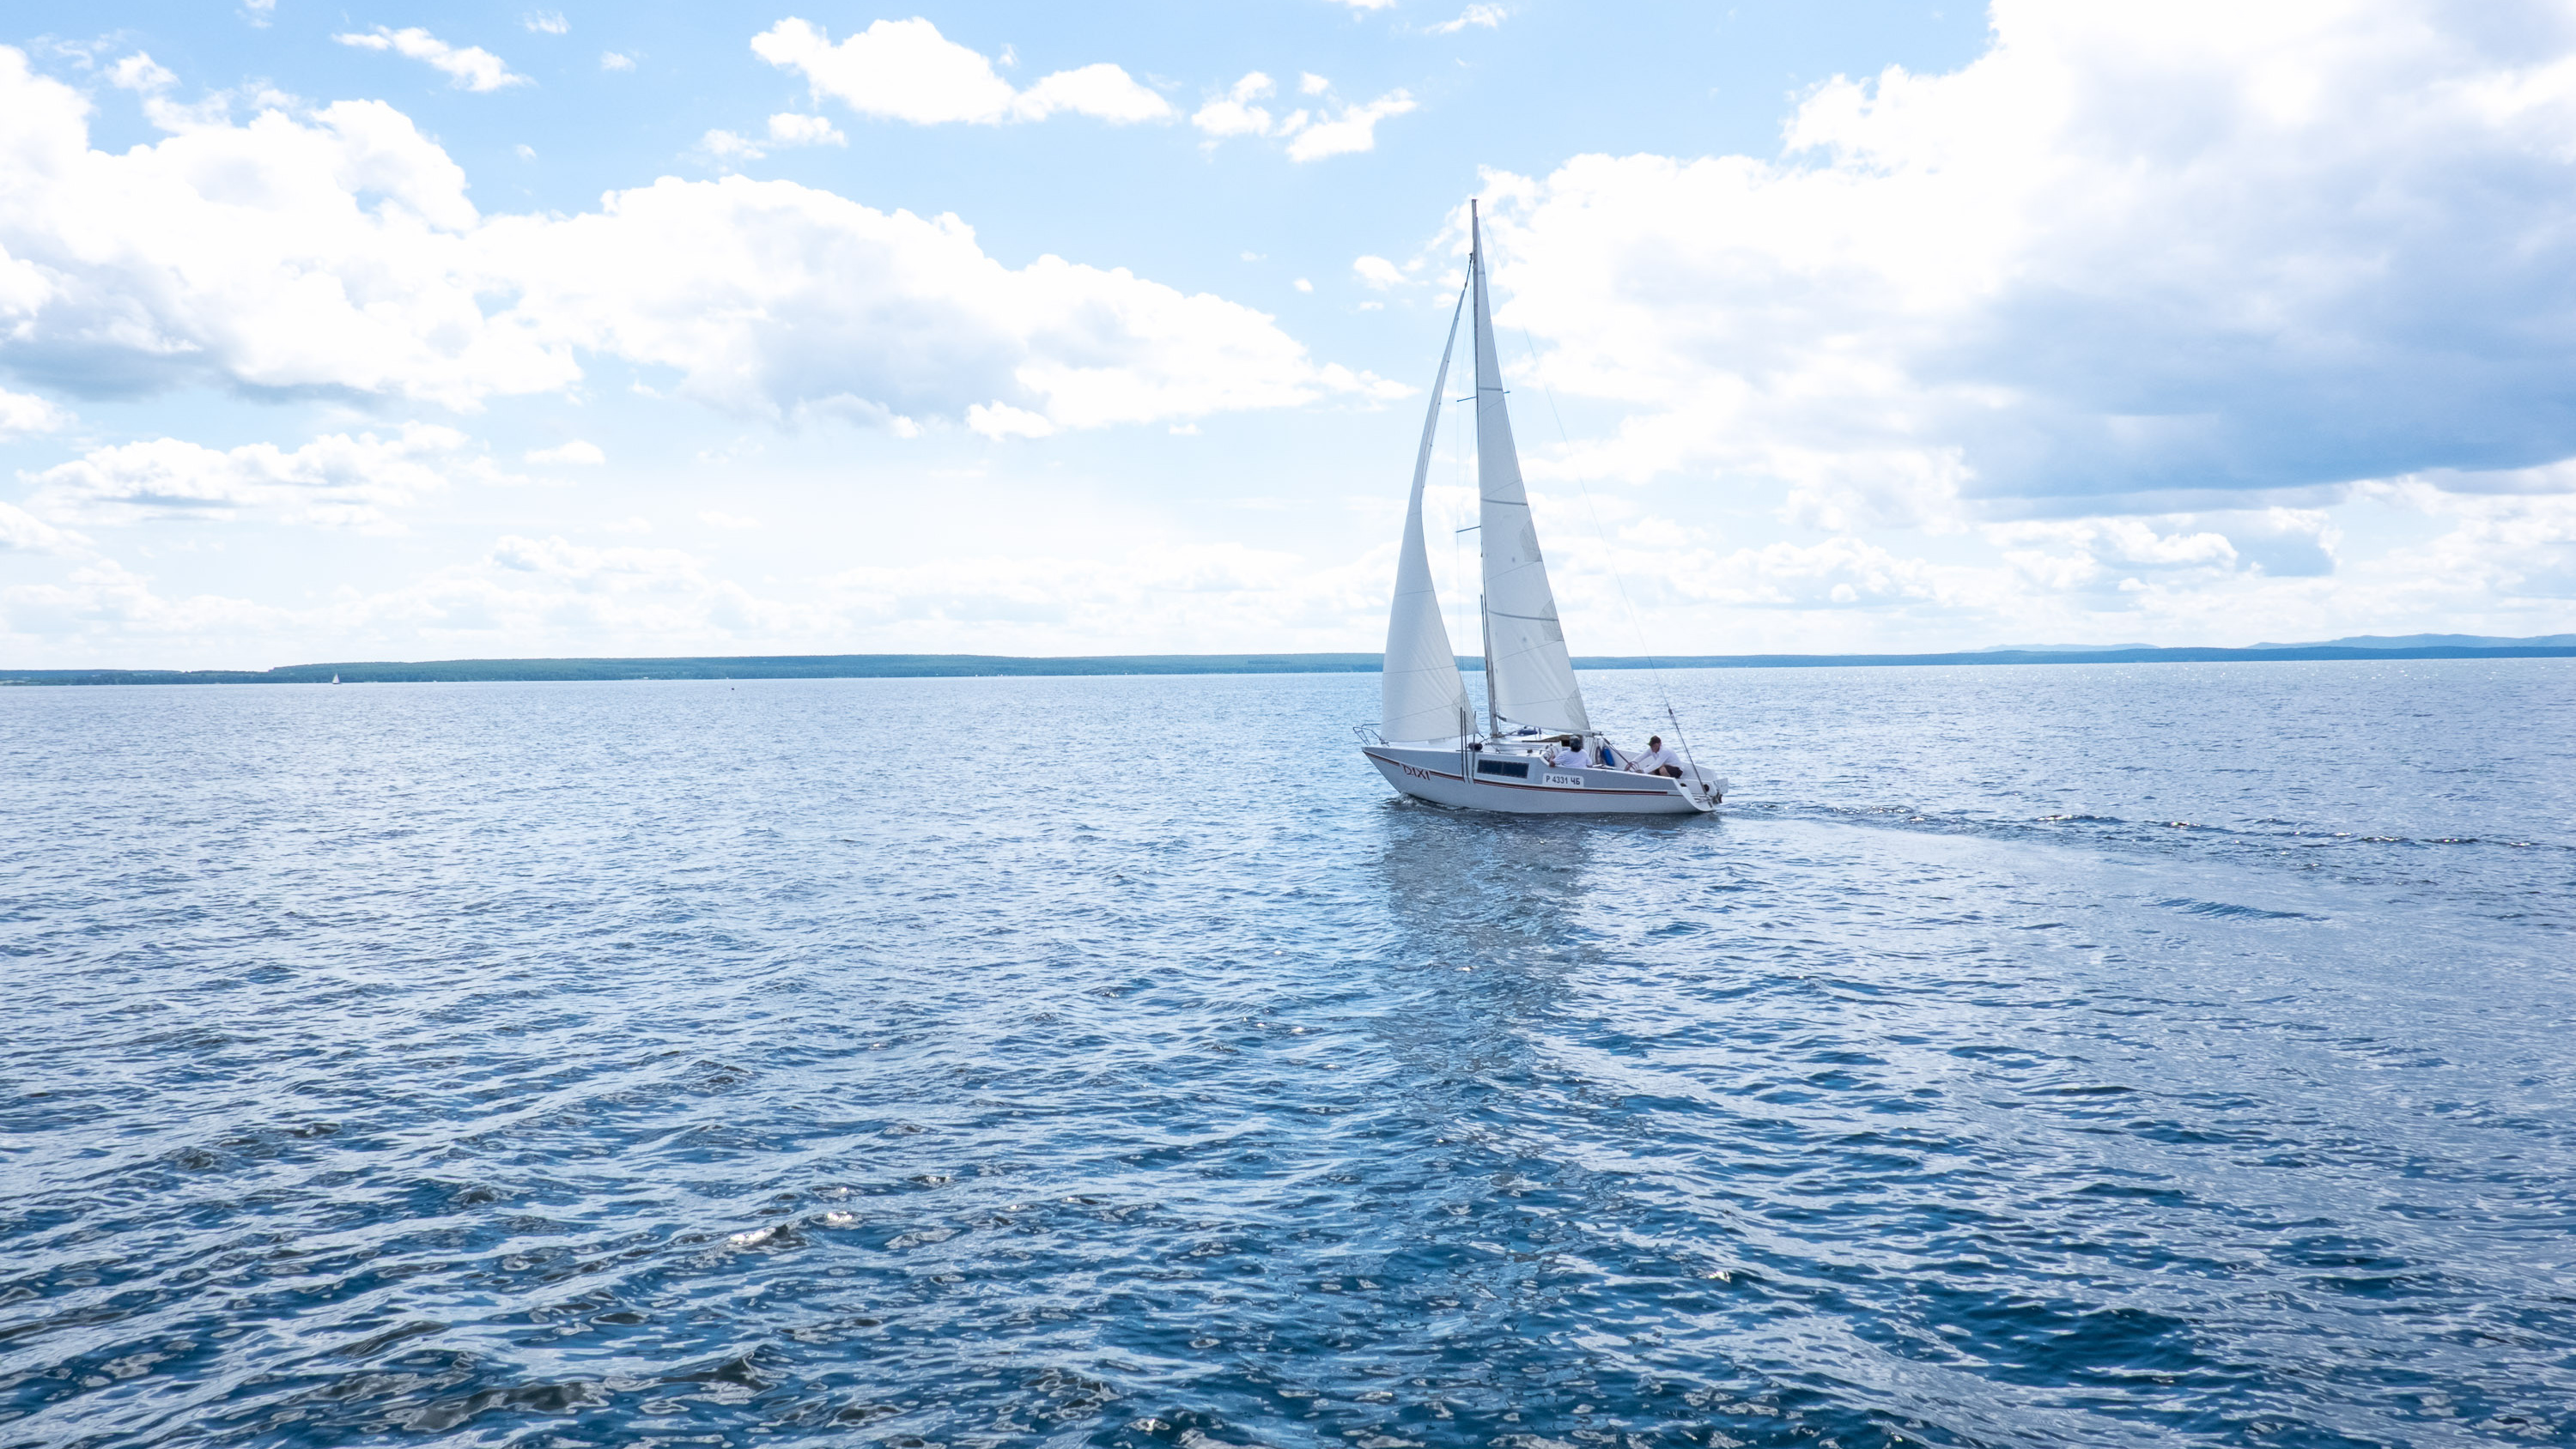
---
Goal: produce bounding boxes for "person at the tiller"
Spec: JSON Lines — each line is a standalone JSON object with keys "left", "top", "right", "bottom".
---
{"left": 1629, "top": 736, "right": 1682, "bottom": 779}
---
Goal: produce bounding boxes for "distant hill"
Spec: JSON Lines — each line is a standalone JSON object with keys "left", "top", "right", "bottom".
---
{"left": 1585, "top": 640, "right": 2576, "bottom": 670}
{"left": 1990, "top": 634, "right": 2576, "bottom": 652}
{"left": 5, "top": 638, "right": 2573, "bottom": 685}
{"left": 1977, "top": 642, "right": 2157, "bottom": 652}
{"left": 2255, "top": 633, "right": 2576, "bottom": 650}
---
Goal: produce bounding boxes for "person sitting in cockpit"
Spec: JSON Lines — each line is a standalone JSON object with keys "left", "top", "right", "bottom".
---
{"left": 1548, "top": 737, "right": 1587, "bottom": 769}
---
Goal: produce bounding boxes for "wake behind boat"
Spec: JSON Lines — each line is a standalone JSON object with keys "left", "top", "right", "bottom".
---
{"left": 1358, "top": 203, "right": 1725, "bottom": 816}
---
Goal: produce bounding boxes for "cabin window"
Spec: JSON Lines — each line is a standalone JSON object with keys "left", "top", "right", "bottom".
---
{"left": 1475, "top": 759, "right": 1531, "bottom": 779}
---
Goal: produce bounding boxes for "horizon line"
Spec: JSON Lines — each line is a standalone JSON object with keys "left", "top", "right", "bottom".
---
{"left": 7, "top": 638, "right": 2574, "bottom": 685}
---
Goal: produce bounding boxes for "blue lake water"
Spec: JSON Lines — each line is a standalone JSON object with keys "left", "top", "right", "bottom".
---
{"left": 3, "top": 660, "right": 2572, "bottom": 1448}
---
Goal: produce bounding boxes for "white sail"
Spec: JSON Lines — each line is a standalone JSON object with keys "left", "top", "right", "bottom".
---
{"left": 1381, "top": 283, "right": 1475, "bottom": 743}
{"left": 1472, "top": 204, "right": 1589, "bottom": 734}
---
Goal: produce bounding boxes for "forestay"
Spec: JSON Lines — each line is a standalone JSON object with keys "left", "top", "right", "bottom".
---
{"left": 1379, "top": 282, "right": 1476, "bottom": 743}
{"left": 1471, "top": 205, "right": 1589, "bottom": 734}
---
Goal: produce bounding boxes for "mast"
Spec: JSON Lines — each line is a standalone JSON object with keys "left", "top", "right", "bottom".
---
{"left": 1473, "top": 203, "right": 1496, "bottom": 736}
{"left": 1480, "top": 587, "right": 1495, "bottom": 735}
{"left": 1475, "top": 202, "right": 1494, "bottom": 736}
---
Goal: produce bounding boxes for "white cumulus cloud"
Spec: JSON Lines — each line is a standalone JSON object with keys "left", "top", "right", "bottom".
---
{"left": 23, "top": 423, "right": 494, "bottom": 530}
{"left": 1352, "top": 255, "right": 1405, "bottom": 289}
{"left": 750, "top": 17, "right": 1170, "bottom": 126}
{"left": 1193, "top": 71, "right": 1277, "bottom": 138}
{"left": 967, "top": 401, "right": 1056, "bottom": 440}
{"left": 0, "top": 500, "right": 81, "bottom": 554}
{"left": 1426, "top": 5, "right": 1507, "bottom": 34}
{"left": 1285, "top": 89, "right": 1415, "bottom": 161}
{"left": 1, "top": 386, "right": 68, "bottom": 436}
{"left": 525, "top": 440, "right": 606, "bottom": 465}
{"left": 699, "top": 113, "right": 843, "bottom": 162}
{"left": 483, "top": 176, "right": 1402, "bottom": 425}
{"left": 492, "top": 534, "right": 707, "bottom": 591}
{"left": 766, "top": 112, "right": 845, "bottom": 147}
{"left": 108, "top": 52, "right": 177, "bottom": 93}
{"left": 333, "top": 27, "right": 531, "bottom": 93}
{"left": 1191, "top": 73, "right": 1415, "bottom": 161}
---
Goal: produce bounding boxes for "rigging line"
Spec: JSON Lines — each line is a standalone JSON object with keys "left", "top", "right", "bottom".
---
{"left": 1516, "top": 325, "right": 1709, "bottom": 792}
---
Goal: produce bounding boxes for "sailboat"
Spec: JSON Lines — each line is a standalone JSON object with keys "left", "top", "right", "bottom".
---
{"left": 1358, "top": 203, "right": 1723, "bottom": 815}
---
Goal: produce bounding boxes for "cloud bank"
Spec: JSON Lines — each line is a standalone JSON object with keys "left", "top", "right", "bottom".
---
{"left": 0, "top": 47, "right": 1388, "bottom": 433}
{"left": 1472, "top": 0, "right": 2576, "bottom": 525}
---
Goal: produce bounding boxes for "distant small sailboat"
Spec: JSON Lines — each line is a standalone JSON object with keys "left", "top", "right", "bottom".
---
{"left": 1358, "top": 202, "right": 1723, "bottom": 815}
{"left": 331, "top": 674, "right": 341, "bottom": 685}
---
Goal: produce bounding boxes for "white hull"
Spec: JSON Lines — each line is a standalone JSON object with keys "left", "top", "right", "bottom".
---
{"left": 1362, "top": 744, "right": 1717, "bottom": 816}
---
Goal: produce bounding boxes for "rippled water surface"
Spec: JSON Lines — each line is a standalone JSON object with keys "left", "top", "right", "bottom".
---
{"left": 6, "top": 661, "right": 2573, "bottom": 1449}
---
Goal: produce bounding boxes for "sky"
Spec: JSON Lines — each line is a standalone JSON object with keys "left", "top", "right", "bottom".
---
{"left": 6, "top": 0, "right": 2576, "bottom": 668}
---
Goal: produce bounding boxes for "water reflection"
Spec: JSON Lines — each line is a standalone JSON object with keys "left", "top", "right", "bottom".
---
{"left": 1375, "top": 798, "right": 1604, "bottom": 944}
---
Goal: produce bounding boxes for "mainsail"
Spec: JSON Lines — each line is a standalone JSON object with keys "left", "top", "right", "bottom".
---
{"left": 1380, "top": 282, "right": 1475, "bottom": 743}
{"left": 1472, "top": 203, "right": 1590, "bottom": 734}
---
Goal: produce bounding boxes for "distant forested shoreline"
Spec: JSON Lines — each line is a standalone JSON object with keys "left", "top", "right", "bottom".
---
{"left": 6, "top": 641, "right": 2573, "bottom": 686}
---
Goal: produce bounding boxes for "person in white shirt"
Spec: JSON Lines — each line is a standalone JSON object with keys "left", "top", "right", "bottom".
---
{"left": 1548, "top": 738, "right": 1587, "bottom": 769}
{"left": 1629, "top": 735, "right": 1683, "bottom": 778}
